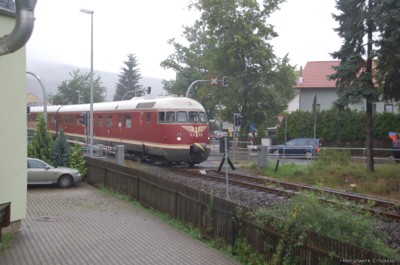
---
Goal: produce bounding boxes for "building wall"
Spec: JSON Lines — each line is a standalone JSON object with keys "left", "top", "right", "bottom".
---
{"left": 299, "top": 88, "right": 398, "bottom": 113}
{"left": 0, "top": 14, "right": 27, "bottom": 230}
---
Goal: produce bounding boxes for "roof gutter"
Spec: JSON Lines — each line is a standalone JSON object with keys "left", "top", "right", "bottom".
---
{"left": 0, "top": 0, "right": 37, "bottom": 55}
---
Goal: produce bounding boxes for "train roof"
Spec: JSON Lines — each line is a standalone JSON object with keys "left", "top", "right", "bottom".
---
{"left": 29, "top": 96, "right": 206, "bottom": 114}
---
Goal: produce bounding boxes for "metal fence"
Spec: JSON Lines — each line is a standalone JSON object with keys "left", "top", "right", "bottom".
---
{"left": 85, "top": 158, "right": 393, "bottom": 264}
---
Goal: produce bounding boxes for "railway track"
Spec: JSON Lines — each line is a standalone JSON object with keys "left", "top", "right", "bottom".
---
{"left": 174, "top": 167, "right": 400, "bottom": 221}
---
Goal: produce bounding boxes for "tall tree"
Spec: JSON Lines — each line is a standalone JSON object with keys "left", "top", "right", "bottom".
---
{"left": 113, "top": 54, "right": 143, "bottom": 101}
{"left": 50, "top": 69, "right": 106, "bottom": 105}
{"left": 330, "top": 0, "right": 378, "bottom": 171}
{"left": 161, "top": 0, "right": 294, "bottom": 133}
{"left": 374, "top": 0, "right": 400, "bottom": 102}
{"left": 52, "top": 130, "right": 71, "bottom": 167}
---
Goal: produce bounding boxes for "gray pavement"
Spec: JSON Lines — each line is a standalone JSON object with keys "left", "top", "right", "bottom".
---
{"left": 0, "top": 183, "right": 240, "bottom": 265}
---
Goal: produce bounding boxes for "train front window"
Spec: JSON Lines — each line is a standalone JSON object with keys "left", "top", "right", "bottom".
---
{"left": 188, "top": 111, "right": 199, "bottom": 123}
{"left": 166, "top": 112, "right": 175, "bottom": 123}
{"left": 176, "top": 111, "right": 187, "bottom": 122}
{"left": 199, "top": 112, "right": 207, "bottom": 123}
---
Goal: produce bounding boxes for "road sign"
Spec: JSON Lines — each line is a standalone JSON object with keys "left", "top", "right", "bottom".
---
{"left": 275, "top": 114, "right": 286, "bottom": 126}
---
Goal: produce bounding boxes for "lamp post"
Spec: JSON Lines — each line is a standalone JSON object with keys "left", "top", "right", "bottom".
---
{"left": 80, "top": 8, "right": 94, "bottom": 157}
{"left": 27, "top": 71, "right": 47, "bottom": 123}
{"left": 76, "top": 90, "right": 81, "bottom": 104}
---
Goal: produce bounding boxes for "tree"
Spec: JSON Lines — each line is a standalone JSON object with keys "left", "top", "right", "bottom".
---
{"left": 161, "top": 0, "right": 295, "bottom": 134}
{"left": 28, "top": 114, "right": 53, "bottom": 163}
{"left": 69, "top": 143, "right": 87, "bottom": 177}
{"left": 374, "top": 0, "right": 400, "bottom": 102}
{"left": 113, "top": 54, "right": 143, "bottom": 100}
{"left": 330, "top": 0, "right": 378, "bottom": 171}
{"left": 50, "top": 69, "right": 107, "bottom": 105}
{"left": 52, "top": 130, "right": 71, "bottom": 167}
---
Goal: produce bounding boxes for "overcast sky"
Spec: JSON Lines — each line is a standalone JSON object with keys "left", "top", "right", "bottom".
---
{"left": 27, "top": 0, "right": 342, "bottom": 80}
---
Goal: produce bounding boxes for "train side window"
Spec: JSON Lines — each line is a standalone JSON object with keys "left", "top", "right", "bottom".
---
{"left": 98, "top": 114, "right": 103, "bottom": 127}
{"left": 125, "top": 114, "right": 132, "bottom": 128}
{"left": 177, "top": 111, "right": 187, "bottom": 123}
{"left": 69, "top": 115, "right": 74, "bottom": 124}
{"left": 63, "top": 115, "right": 68, "bottom": 124}
{"left": 76, "top": 115, "right": 80, "bottom": 125}
{"left": 146, "top": 112, "right": 151, "bottom": 122}
{"left": 166, "top": 112, "right": 175, "bottom": 123}
{"left": 106, "top": 114, "right": 112, "bottom": 127}
{"left": 158, "top": 112, "right": 165, "bottom": 123}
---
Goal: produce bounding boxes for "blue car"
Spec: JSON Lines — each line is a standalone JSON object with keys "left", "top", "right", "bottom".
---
{"left": 269, "top": 138, "right": 321, "bottom": 159}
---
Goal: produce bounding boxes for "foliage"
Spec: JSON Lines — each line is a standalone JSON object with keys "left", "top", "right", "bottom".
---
{"left": 28, "top": 114, "right": 53, "bottom": 163}
{"left": 374, "top": 0, "right": 400, "bottom": 101}
{"left": 51, "top": 130, "right": 71, "bottom": 167}
{"left": 253, "top": 193, "right": 397, "bottom": 264}
{"left": 161, "top": 0, "right": 296, "bottom": 134}
{"left": 49, "top": 69, "right": 106, "bottom": 104}
{"left": 113, "top": 53, "right": 144, "bottom": 101}
{"left": 69, "top": 143, "right": 87, "bottom": 176}
{"left": 275, "top": 108, "right": 400, "bottom": 146}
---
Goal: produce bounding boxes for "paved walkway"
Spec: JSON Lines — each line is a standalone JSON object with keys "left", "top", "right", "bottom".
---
{"left": 0, "top": 183, "right": 240, "bottom": 265}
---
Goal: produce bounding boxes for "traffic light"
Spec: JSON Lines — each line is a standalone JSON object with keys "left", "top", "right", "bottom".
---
{"left": 234, "top": 114, "right": 242, "bottom": 126}
{"left": 222, "top": 76, "right": 228, "bottom": 87}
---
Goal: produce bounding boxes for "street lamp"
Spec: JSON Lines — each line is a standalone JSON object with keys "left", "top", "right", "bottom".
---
{"left": 80, "top": 8, "right": 94, "bottom": 157}
{"left": 27, "top": 71, "right": 47, "bottom": 123}
{"left": 76, "top": 90, "right": 81, "bottom": 104}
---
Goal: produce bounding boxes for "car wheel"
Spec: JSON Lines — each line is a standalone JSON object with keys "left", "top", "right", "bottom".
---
{"left": 58, "top": 175, "right": 73, "bottom": 188}
{"left": 305, "top": 150, "right": 313, "bottom": 160}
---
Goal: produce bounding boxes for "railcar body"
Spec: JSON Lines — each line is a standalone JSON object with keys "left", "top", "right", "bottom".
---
{"left": 28, "top": 96, "right": 211, "bottom": 166}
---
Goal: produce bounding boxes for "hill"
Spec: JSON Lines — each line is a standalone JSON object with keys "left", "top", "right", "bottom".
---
{"left": 26, "top": 59, "right": 167, "bottom": 102}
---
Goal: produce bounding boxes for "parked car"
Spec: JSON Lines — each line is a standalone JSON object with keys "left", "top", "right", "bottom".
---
{"left": 391, "top": 140, "right": 400, "bottom": 162}
{"left": 27, "top": 158, "right": 82, "bottom": 188}
{"left": 269, "top": 138, "right": 321, "bottom": 159}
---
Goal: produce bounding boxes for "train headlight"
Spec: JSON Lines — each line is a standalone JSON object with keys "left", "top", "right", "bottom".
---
{"left": 177, "top": 133, "right": 182, "bottom": 141}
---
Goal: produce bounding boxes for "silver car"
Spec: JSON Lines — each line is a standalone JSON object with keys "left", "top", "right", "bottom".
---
{"left": 27, "top": 158, "right": 82, "bottom": 188}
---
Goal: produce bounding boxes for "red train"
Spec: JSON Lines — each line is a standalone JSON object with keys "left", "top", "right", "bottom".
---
{"left": 28, "top": 96, "right": 211, "bottom": 166}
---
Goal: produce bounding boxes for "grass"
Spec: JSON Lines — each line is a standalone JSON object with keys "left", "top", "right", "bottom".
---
{"left": 0, "top": 233, "right": 14, "bottom": 252}
{"left": 256, "top": 150, "right": 400, "bottom": 201}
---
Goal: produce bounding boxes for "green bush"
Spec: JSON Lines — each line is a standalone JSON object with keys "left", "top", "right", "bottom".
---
{"left": 253, "top": 193, "right": 397, "bottom": 264}
{"left": 69, "top": 143, "right": 87, "bottom": 176}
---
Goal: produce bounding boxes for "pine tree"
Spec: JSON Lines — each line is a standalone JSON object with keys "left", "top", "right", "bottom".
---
{"left": 28, "top": 114, "right": 53, "bottom": 163}
{"left": 113, "top": 54, "right": 143, "bottom": 101}
{"left": 52, "top": 130, "right": 71, "bottom": 167}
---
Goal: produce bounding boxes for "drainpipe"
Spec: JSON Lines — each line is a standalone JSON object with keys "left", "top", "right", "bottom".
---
{"left": 0, "top": 0, "right": 37, "bottom": 55}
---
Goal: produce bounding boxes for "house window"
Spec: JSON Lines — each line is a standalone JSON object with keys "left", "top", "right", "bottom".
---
{"left": 384, "top": 104, "right": 393, "bottom": 113}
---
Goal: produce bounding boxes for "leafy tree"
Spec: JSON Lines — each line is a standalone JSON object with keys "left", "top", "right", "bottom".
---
{"left": 50, "top": 69, "right": 107, "bottom": 105}
{"left": 52, "top": 130, "right": 71, "bottom": 167}
{"left": 28, "top": 114, "right": 53, "bottom": 163}
{"left": 69, "top": 143, "right": 87, "bottom": 176}
{"left": 161, "top": 0, "right": 295, "bottom": 134}
{"left": 113, "top": 54, "right": 143, "bottom": 100}
{"left": 330, "top": 0, "right": 378, "bottom": 171}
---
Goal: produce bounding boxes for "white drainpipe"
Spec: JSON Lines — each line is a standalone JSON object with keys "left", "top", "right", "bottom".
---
{"left": 0, "top": 0, "right": 37, "bottom": 55}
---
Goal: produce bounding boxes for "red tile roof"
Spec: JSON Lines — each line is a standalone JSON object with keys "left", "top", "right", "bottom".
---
{"left": 296, "top": 61, "right": 340, "bottom": 89}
